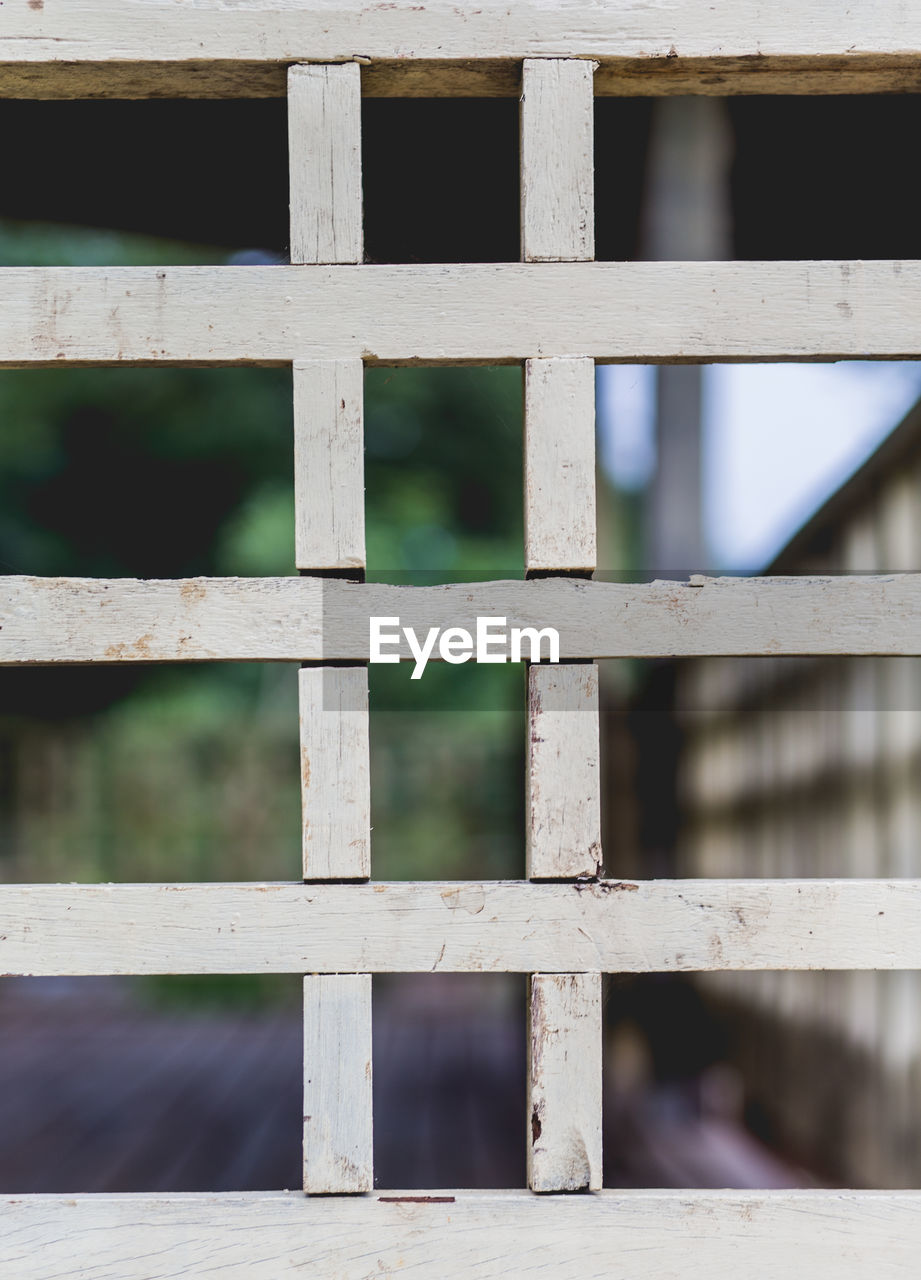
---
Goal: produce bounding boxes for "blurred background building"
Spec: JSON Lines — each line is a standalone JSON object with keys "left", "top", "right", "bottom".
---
{"left": 2, "top": 90, "right": 921, "bottom": 1191}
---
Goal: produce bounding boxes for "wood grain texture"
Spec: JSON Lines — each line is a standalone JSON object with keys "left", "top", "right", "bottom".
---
{"left": 294, "top": 361, "right": 365, "bottom": 571}
{"left": 528, "top": 973, "right": 602, "bottom": 1191}
{"left": 299, "top": 667, "right": 370, "bottom": 880}
{"left": 7, "top": 0, "right": 921, "bottom": 61}
{"left": 8, "top": 4, "right": 921, "bottom": 100}
{"left": 303, "top": 975, "right": 372, "bottom": 1193}
{"left": 524, "top": 358, "right": 596, "bottom": 571}
{"left": 8, "top": 56, "right": 921, "bottom": 99}
{"left": 3, "top": 879, "right": 921, "bottom": 976}
{"left": 527, "top": 663, "right": 601, "bottom": 879}
{"left": 10, "top": 574, "right": 921, "bottom": 664}
{"left": 290, "top": 60, "right": 369, "bottom": 1213}
{"left": 4, "top": 1189, "right": 921, "bottom": 1278}
{"left": 5, "top": 262, "right": 921, "bottom": 366}
{"left": 521, "top": 60, "right": 595, "bottom": 262}
{"left": 288, "top": 64, "right": 362, "bottom": 265}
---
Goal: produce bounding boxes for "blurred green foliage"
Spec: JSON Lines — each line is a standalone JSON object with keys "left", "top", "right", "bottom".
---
{"left": 0, "top": 222, "right": 528, "bottom": 1007}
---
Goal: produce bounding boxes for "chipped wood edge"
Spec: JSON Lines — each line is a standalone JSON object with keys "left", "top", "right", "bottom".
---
{"left": 528, "top": 972, "right": 602, "bottom": 1191}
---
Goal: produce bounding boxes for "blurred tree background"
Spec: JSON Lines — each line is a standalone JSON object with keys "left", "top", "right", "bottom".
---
{"left": 0, "top": 220, "right": 526, "bottom": 990}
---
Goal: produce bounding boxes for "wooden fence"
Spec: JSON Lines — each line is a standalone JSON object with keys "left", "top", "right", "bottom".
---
{"left": 3, "top": 3, "right": 921, "bottom": 1276}
{"left": 679, "top": 396, "right": 921, "bottom": 1188}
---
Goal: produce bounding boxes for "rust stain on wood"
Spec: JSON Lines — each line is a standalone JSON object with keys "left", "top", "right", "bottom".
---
{"left": 103, "top": 634, "right": 153, "bottom": 661}
{"left": 440, "top": 885, "right": 485, "bottom": 914}
{"left": 378, "top": 1195, "right": 456, "bottom": 1204}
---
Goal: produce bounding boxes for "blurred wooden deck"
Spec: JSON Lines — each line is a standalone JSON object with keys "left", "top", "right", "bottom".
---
{"left": 0, "top": 976, "right": 810, "bottom": 1193}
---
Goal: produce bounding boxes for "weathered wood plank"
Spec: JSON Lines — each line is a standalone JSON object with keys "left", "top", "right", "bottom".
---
{"left": 8, "top": 0, "right": 921, "bottom": 62}
{"left": 0, "top": 575, "right": 323, "bottom": 664}
{"left": 9, "top": 574, "right": 921, "bottom": 664}
{"left": 8, "top": 4, "right": 921, "bottom": 99}
{"left": 292, "top": 61, "right": 371, "bottom": 1209}
{"left": 3, "top": 880, "right": 921, "bottom": 975}
{"left": 527, "top": 663, "right": 601, "bottom": 879}
{"left": 7, "top": 56, "right": 921, "bottom": 99}
{"left": 5, "top": 262, "right": 921, "bottom": 366}
{"left": 524, "top": 358, "right": 596, "bottom": 572}
{"left": 302, "top": 975, "right": 372, "bottom": 1193}
{"left": 528, "top": 973, "right": 602, "bottom": 1191}
{"left": 4, "top": 1189, "right": 921, "bottom": 1279}
{"left": 299, "top": 667, "right": 370, "bottom": 880}
{"left": 520, "top": 60, "right": 595, "bottom": 262}
{"left": 293, "top": 361, "right": 365, "bottom": 572}
{"left": 13, "top": 57, "right": 921, "bottom": 100}
{"left": 288, "top": 64, "right": 362, "bottom": 266}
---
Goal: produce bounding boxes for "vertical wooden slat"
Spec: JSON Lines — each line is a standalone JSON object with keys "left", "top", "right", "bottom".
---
{"left": 521, "top": 58, "right": 602, "bottom": 1191}
{"left": 524, "top": 357, "right": 596, "bottom": 573}
{"left": 528, "top": 972, "right": 602, "bottom": 1192}
{"left": 303, "top": 974, "right": 373, "bottom": 1194}
{"left": 288, "top": 62, "right": 363, "bottom": 266}
{"left": 290, "top": 62, "right": 372, "bottom": 1196}
{"left": 299, "top": 666, "right": 371, "bottom": 882}
{"left": 294, "top": 359, "right": 365, "bottom": 573}
{"left": 289, "top": 62, "right": 365, "bottom": 575}
{"left": 520, "top": 59, "right": 595, "bottom": 263}
{"left": 298, "top": 664, "right": 373, "bottom": 1190}
{"left": 527, "top": 662, "right": 601, "bottom": 879}
{"left": 521, "top": 58, "right": 597, "bottom": 577}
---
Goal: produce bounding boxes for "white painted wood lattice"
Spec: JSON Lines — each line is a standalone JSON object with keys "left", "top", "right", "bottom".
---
{"left": 3, "top": 5, "right": 921, "bottom": 1275}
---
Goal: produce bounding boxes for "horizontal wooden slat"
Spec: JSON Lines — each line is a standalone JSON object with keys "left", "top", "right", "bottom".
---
{"left": 3, "top": 263, "right": 921, "bottom": 366}
{"left": 6, "top": 57, "right": 921, "bottom": 99}
{"left": 6, "top": 4, "right": 921, "bottom": 98}
{"left": 2, "top": 880, "right": 921, "bottom": 975}
{"left": 3, "top": 1189, "right": 921, "bottom": 1278}
{"left": 7, "top": 574, "right": 921, "bottom": 664}
{"left": 7, "top": 0, "right": 921, "bottom": 62}
{"left": 0, "top": 576, "right": 322, "bottom": 664}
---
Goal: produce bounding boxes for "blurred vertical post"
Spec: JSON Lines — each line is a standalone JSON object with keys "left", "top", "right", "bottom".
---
{"left": 642, "top": 96, "right": 732, "bottom": 577}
